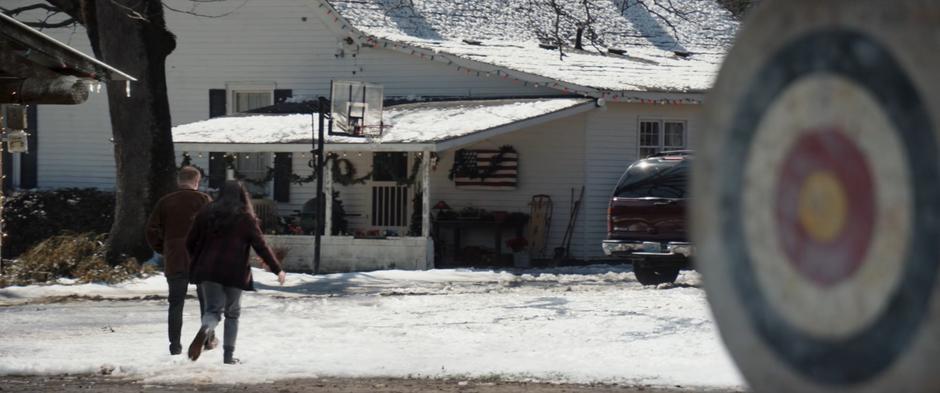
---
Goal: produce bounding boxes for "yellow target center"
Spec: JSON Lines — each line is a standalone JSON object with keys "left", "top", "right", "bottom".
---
{"left": 798, "top": 171, "right": 848, "bottom": 242}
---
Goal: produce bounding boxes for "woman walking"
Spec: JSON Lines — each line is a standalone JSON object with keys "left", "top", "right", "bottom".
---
{"left": 185, "top": 180, "right": 286, "bottom": 364}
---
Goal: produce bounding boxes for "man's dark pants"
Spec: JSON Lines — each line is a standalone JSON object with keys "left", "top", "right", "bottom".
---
{"left": 167, "top": 272, "right": 205, "bottom": 352}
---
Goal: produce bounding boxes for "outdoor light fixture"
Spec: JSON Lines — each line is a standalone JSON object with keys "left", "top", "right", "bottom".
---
{"left": 5, "top": 130, "right": 28, "bottom": 154}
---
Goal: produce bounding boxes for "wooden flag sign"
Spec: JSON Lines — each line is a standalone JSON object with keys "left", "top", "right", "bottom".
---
{"left": 453, "top": 149, "right": 518, "bottom": 190}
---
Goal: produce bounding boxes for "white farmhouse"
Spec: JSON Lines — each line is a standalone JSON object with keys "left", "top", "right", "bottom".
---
{"left": 5, "top": 0, "right": 737, "bottom": 272}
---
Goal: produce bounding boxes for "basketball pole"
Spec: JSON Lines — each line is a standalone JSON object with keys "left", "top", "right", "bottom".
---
{"left": 313, "top": 97, "right": 327, "bottom": 275}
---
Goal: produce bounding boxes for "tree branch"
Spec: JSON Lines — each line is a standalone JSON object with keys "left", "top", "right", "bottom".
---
{"left": 1, "top": 2, "right": 78, "bottom": 29}
{"left": 162, "top": 0, "right": 248, "bottom": 18}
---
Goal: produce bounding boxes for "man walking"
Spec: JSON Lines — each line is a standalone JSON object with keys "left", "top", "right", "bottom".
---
{"left": 146, "top": 166, "right": 216, "bottom": 355}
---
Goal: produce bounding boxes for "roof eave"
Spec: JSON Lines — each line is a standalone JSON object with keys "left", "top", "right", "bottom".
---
{"left": 174, "top": 98, "right": 596, "bottom": 152}
{"left": 0, "top": 13, "right": 136, "bottom": 82}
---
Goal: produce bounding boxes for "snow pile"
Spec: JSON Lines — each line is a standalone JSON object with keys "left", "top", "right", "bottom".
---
{"left": 172, "top": 98, "right": 589, "bottom": 144}
{"left": 327, "top": 0, "right": 738, "bottom": 92}
{"left": 0, "top": 267, "right": 744, "bottom": 389}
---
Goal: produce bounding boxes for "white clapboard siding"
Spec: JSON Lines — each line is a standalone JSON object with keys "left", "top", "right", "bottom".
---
{"left": 429, "top": 114, "right": 588, "bottom": 259}
{"left": 581, "top": 103, "right": 702, "bottom": 259}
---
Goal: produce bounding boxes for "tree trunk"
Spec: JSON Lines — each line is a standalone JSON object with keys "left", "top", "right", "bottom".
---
{"left": 80, "top": 0, "right": 178, "bottom": 264}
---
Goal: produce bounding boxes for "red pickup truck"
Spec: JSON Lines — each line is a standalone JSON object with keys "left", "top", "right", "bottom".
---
{"left": 602, "top": 151, "right": 692, "bottom": 285}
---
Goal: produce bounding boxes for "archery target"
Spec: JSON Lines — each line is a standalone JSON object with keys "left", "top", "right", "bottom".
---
{"left": 694, "top": 1, "right": 940, "bottom": 391}
{"left": 743, "top": 75, "right": 911, "bottom": 340}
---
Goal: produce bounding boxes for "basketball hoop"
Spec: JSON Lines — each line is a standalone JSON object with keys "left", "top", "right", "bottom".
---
{"left": 330, "top": 80, "right": 384, "bottom": 137}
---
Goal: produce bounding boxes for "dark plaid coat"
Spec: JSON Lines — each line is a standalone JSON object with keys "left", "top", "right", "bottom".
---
{"left": 146, "top": 189, "right": 212, "bottom": 276}
{"left": 186, "top": 210, "right": 282, "bottom": 291}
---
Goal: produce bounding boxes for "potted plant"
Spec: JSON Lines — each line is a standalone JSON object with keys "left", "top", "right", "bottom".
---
{"left": 506, "top": 236, "right": 530, "bottom": 268}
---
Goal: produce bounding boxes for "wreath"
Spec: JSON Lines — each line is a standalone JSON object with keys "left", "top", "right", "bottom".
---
{"left": 331, "top": 156, "right": 372, "bottom": 186}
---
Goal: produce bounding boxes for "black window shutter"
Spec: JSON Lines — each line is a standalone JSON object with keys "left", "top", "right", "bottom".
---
{"left": 209, "top": 89, "right": 226, "bottom": 118}
{"left": 208, "top": 152, "right": 226, "bottom": 188}
{"left": 274, "top": 89, "right": 292, "bottom": 104}
{"left": 1, "top": 146, "right": 10, "bottom": 193}
{"left": 273, "top": 153, "right": 292, "bottom": 202}
{"left": 20, "top": 105, "right": 38, "bottom": 189}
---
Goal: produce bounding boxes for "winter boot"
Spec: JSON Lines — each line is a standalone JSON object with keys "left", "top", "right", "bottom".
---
{"left": 187, "top": 327, "right": 208, "bottom": 361}
{"left": 169, "top": 343, "right": 182, "bottom": 356}
{"left": 223, "top": 346, "right": 240, "bottom": 365}
{"left": 204, "top": 331, "right": 219, "bottom": 351}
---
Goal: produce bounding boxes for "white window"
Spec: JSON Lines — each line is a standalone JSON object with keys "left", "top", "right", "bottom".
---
{"left": 226, "top": 82, "right": 276, "bottom": 114}
{"left": 231, "top": 152, "right": 273, "bottom": 197}
{"left": 639, "top": 119, "right": 687, "bottom": 158}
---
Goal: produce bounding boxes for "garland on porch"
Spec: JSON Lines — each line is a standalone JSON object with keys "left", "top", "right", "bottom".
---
{"left": 181, "top": 151, "right": 434, "bottom": 189}
{"left": 223, "top": 154, "right": 276, "bottom": 188}
{"left": 395, "top": 153, "right": 423, "bottom": 187}
{"left": 448, "top": 145, "right": 517, "bottom": 181}
{"left": 179, "top": 152, "right": 206, "bottom": 176}
{"left": 290, "top": 154, "right": 372, "bottom": 186}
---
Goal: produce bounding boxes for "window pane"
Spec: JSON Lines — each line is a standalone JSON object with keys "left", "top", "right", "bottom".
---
{"left": 615, "top": 160, "right": 689, "bottom": 198}
{"left": 639, "top": 121, "right": 660, "bottom": 147}
{"left": 639, "top": 147, "right": 659, "bottom": 158}
{"left": 373, "top": 152, "right": 408, "bottom": 182}
{"left": 664, "top": 122, "right": 686, "bottom": 148}
{"left": 235, "top": 92, "right": 273, "bottom": 112}
{"left": 235, "top": 152, "right": 270, "bottom": 197}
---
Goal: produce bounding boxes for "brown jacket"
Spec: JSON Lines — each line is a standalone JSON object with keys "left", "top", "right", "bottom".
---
{"left": 146, "top": 189, "right": 212, "bottom": 275}
{"left": 185, "top": 210, "right": 282, "bottom": 291}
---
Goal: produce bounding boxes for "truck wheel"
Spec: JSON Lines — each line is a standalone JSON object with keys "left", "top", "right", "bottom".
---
{"left": 634, "top": 265, "right": 679, "bottom": 285}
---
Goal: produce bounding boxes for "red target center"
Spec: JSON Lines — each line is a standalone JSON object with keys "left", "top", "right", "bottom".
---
{"left": 775, "top": 128, "right": 875, "bottom": 288}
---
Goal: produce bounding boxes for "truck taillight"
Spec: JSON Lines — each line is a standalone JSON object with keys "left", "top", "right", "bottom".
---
{"left": 607, "top": 204, "right": 613, "bottom": 234}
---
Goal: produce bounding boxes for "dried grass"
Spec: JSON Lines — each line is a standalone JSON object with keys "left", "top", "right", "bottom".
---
{"left": 0, "top": 233, "right": 156, "bottom": 287}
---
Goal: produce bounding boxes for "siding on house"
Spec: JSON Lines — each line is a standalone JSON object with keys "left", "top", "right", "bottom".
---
{"left": 429, "top": 114, "right": 589, "bottom": 260}
{"left": 164, "top": 0, "right": 549, "bottom": 128}
{"left": 37, "top": 82, "right": 116, "bottom": 189}
{"left": 580, "top": 103, "right": 702, "bottom": 259}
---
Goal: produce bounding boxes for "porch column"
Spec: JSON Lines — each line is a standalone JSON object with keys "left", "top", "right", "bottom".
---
{"left": 422, "top": 150, "right": 431, "bottom": 238}
{"left": 324, "top": 155, "right": 333, "bottom": 236}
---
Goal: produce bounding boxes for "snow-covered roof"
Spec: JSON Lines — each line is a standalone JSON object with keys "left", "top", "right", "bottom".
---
{"left": 323, "top": 0, "right": 737, "bottom": 96}
{"left": 173, "top": 98, "right": 592, "bottom": 150}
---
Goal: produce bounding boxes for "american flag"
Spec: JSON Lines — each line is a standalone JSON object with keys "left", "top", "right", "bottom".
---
{"left": 454, "top": 149, "right": 518, "bottom": 190}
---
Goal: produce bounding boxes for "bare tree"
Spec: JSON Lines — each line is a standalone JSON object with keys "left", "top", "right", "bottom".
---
{"left": 525, "top": 0, "right": 606, "bottom": 59}
{"left": 716, "top": 0, "right": 754, "bottom": 19}
{"left": 2, "top": 0, "right": 242, "bottom": 265}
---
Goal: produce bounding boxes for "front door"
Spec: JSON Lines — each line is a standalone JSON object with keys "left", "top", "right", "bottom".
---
{"left": 370, "top": 152, "right": 411, "bottom": 235}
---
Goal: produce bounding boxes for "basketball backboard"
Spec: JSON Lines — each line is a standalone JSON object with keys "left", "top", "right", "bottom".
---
{"left": 330, "top": 80, "right": 383, "bottom": 137}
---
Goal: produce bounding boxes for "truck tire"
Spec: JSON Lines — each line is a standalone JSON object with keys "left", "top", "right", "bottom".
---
{"left": 634, "top": 265, "right": 679, "bottom": 285}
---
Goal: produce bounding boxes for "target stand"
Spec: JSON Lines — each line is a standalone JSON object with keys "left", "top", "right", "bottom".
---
{"left": 695, "top": 1, "right": 940, "bottom": 392}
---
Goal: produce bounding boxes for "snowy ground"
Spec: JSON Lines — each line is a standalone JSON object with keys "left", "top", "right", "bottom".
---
{"left": 0, "top": 265, "right": 744, "bottom": 390}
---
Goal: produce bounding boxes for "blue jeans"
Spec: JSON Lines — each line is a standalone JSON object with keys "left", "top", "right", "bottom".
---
{"left": 200, "top": 281, "right": 243, "bottom": 349}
